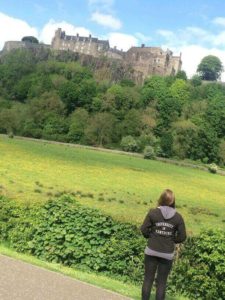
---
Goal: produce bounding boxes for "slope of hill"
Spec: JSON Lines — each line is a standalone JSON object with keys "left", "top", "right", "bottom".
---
{"left": 1, "top": 135, "right": 224, "bottom": 234}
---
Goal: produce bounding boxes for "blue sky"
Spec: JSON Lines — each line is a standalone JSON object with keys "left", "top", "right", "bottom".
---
{"left": 1, "top": 0, "right": 225, "bottom": 78}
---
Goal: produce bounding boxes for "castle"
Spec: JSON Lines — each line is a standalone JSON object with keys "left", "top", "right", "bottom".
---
{"left": 2, "top": 28, "right": 182, "bottom": 81}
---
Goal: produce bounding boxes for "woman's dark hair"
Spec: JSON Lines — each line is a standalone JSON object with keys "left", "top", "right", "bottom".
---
{"left": 158, "top": 189, "right": 175, "bottom": 208}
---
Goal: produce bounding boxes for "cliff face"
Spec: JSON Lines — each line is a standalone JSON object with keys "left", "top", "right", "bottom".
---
{"left": 52, "top": 50, "right": 144, "bottom": 84}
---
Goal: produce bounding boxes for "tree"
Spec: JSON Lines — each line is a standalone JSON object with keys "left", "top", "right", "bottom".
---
{"left": 120, "top": 136, "right": 139, "bottom": 152}
{"left": 59, "top": 81, "right": 79, "bottom": 113}
{"left": 22, "top": 36, "right": 39, "bottom": 44}
{"left": 176, "top": 70, "right": 187, "bottom": 81}
{"left": 120, "top": 109, "right": 142, "bottom": 137}
{"left": 197, "top": 55, "right": 223, "bottom": 81}
{"left": 205, "top": 98, "right": 225, "bottom": 138}
{"left": 0, "top": 49, "right": 36, "bottom": 96}
{"left": 141, "top": 76, "right": 168, "bottom": 106}
{"left": 190, "top": 125, "right": 220, "bottom": 163}
{"left": 85, "top": 113, "right": 116, "bottom": 146}
{"left": 68, "top": 108, "right": 89, "bottom": 142}
{"left": 169, "top": 79, "right": 191, "bottom": 105}
{"left": 218, "top": 140, "right": 225, "bottom": 166}
{"left": 22, "top": 92, "right": 65, "bottom": 137}
{"left": 103, "top": 85, "right": 141, "bottom": 118}
{"left": 190, "top": 74, "right": 202, "bottom": 87}
{"left": 156, "top": 97, "right": 181, "bottom": 133}
{"left": 172, "top": 120, "right": 199, "bottom": 159}
{"left": 160, "top": 131, "right": 174, "bottom": 157}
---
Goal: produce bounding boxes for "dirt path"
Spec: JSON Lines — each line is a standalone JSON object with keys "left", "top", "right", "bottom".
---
{"left": 0, "top": 255, "right": 132, "bottom": 300}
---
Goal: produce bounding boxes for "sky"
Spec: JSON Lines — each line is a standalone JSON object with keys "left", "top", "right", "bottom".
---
{"left": 1, "top": 0, "right": 225, "bottom": 79}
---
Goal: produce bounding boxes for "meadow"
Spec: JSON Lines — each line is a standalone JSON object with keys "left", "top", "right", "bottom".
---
{"left": 0, "top": 135, "right": 225, "bottom": 234}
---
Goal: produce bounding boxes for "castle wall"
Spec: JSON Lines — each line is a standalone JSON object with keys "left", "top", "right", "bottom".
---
{"left": 3, "top": 41, "right": 29, "bottom": 52}
{"left": 107, "top": 48, "right": 124, "bottom": 60}
{"left": 2, "top": 29, "right": 182, "bottom": 83}
{"left": 2, "top": 41, "right": 50, "bottom": 53}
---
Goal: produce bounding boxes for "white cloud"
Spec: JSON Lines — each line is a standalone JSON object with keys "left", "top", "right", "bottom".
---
{"left": 88, "top": 0, "right": 114, "bottom": 12}
{"left": 91, "top": 11, "right": 122, "bottom": 30}
{"left": 0, "top": 12, "right": 38, "bottom": 50}
{"left": 39, "top": 19, "right": 91, "bottom": 44}
{"left": 157, "top": 27, "right": 212, "bottom": 46}
{"left": 108, "top": 32, "right": 138, "bottom": 51}
{"left": 160, "top": 44, "right": 225, "bottom": 81}
{"left": 212, "top": 31, "right": 225, "bottom": 47}
{"left": 157, "top": 23, "right": 225, "bottom": 81}
{"left": 157, "top": 29, "right": 175, "bottom": 40}
{"left": 89, "top": 0, "right": 114, "bottom": 5}
{"left": 135, "top": 32, "right": 152, "bottom": 43}
{"left": 213, "top": 17, "right": 225, "bottom": 26}
{"left": 0, "top": 12, "right": 91, "bottom": 50}
{"left": 34, "top": 3, "right": 46, "bottom": 14}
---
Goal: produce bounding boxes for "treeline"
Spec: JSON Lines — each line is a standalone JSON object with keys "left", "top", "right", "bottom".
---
{"left": 0, "top": 48, "right": 225, "bottom": 165}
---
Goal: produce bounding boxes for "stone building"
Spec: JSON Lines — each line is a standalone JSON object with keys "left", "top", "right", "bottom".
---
{"left": 51, "top": 29, "right": 182, "bottom": 78}
{"left": 51, "top": 28, "right": 110, "bottom": 57}
{"left": 1, "top": 28, "right": 182, "bottom": 82}
{"left": 125, "top": 46, "right": 182, "bottom": 77}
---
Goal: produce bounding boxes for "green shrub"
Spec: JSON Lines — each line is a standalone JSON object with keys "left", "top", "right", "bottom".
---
{"left": 120, "top": 135, "right": 139, "bottom": 152}
{"left": 8, "top": 132, "right": 14, "bottom": 138}
{"left": 208, "top": 163, "right": 218, "bottom": 174}
{"left": 143, "top": 146, "right": 156, "bottom": 159}
{"left": 169, "top": 230, "right": 225, "bottom": 299}
{"left": 0, "top": 197, "right": 38, "bottom": 251}
{"left": 16, "top": 196, "right": 144, "bottom": 281}
{"left": 1, "top": 195, "right": 224, "bottom": 298}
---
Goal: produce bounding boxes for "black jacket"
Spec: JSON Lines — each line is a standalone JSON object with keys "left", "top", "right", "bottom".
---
{"left": 140, "top": 207, "right": 186, "bottom": 253}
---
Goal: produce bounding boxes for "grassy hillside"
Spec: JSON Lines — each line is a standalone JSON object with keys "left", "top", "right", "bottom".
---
{"left": 0, "top": 135, "right": 224, "bottom": 234}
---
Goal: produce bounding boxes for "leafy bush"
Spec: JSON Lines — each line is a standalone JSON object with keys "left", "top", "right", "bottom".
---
{"left": 1, "top": 195, "right": 225, "bottom": 299}
{"left": 143, "top": 146, "right": 156, "bottom": 159}
{"left": 208, "top": 163, "right": 218, "bottom": 174}
{"left": 169, "top": 230, "right": 225, "bottom": 300}
{"left": 0, "top": 197, "right": 39, "bottom": 251}
{"left": 0, "top": 196, "right": 144, "bottom": 282}
{"left": 8, "top": 132, "right": 14, "bottom": 138}
{"left": 120, "top": 135, "right": 139, "bottom": 152}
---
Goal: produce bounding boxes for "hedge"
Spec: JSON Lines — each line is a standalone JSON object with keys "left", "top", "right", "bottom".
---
{"left": 0, "top": 195, "right": 224, "bottom": 299}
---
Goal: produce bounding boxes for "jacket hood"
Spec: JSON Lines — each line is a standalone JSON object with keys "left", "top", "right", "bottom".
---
{"left": 158, "top": 206, "right": 176, "bottom": 219}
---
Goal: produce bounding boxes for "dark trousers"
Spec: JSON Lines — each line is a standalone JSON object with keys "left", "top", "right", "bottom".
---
{"left": 142, "top": 255, "right": 173, "bottom": 300}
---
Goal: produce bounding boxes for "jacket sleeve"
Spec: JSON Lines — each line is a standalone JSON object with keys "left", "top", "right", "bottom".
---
{"left": 140, "top": 210, "right": 152, "bottom": 238}
{"left": 174, "top": 216, "right": 186, "bottom": 243}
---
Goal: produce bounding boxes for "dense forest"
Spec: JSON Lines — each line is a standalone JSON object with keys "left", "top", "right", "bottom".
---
{"left": 0, "top": 48, "right": 225, "bottom": 166}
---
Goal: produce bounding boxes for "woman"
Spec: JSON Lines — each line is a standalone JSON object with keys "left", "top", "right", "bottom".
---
{"left": 140, "top": 189, "right": 186, "bottom": 300}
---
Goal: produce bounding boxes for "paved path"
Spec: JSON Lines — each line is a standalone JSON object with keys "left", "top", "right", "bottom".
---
{"left": 0, "top": 255, "right": 132, "bottom": 300}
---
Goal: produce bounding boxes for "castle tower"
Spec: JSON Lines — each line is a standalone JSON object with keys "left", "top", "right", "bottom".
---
{"left": 52, "top": 28, "right": 63, "bottom": 49}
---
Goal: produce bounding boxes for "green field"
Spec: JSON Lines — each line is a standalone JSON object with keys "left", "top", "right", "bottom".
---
{"left": 0, "top": 135, "right": 225, "bottom": 234}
